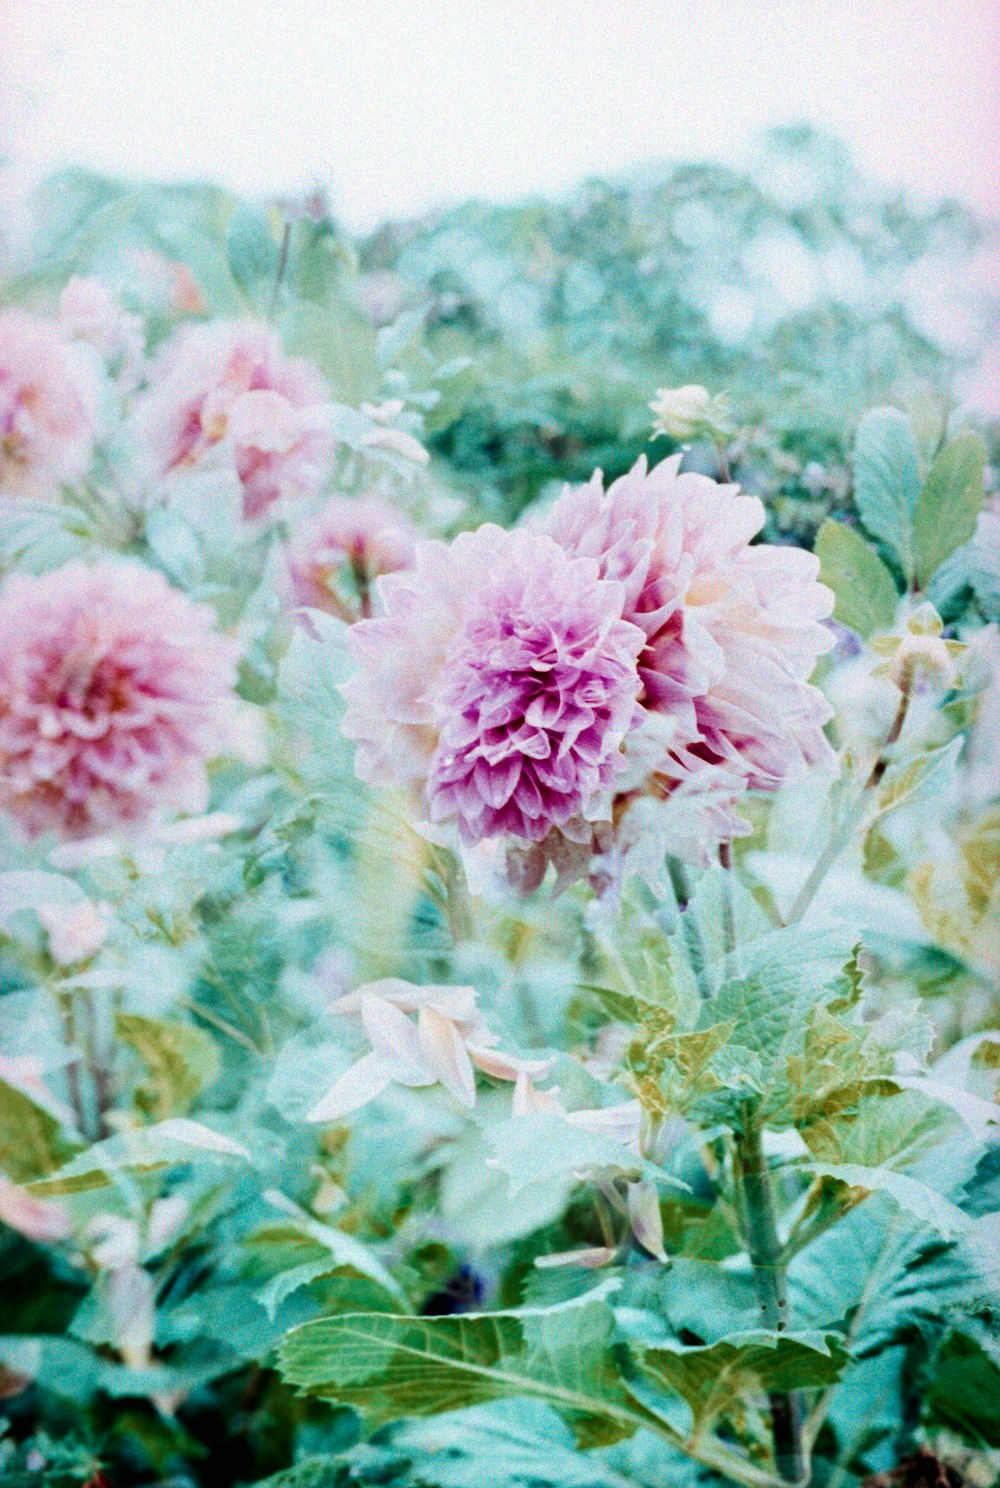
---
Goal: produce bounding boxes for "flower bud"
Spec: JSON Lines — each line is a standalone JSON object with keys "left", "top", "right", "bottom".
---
{"left": 649, "top": 384, "right": 727, "bottom": 442}
{"left": 872, "top": 602, "right": 964, "bottom": 691}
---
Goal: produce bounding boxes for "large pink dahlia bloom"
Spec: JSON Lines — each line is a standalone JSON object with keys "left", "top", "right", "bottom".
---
{"left": 0, "top": 310, "right": 100, "bottom": 499}
{"left": 540, "top": 455, "right": 836, "bottom": 808}
{"left": 131, "top": 320, "right": 335, "bottom": 520}
{"left": 0, "top": 560, "right": 240, "bottom": 838}
{"left": 341, "top": 527, "right": 645, "bottom": 845}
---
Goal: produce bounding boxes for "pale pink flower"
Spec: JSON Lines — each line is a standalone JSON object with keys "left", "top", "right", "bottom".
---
{"left": 131, "top": 319, "right": 335, "bottom": 520}
{"left": 0, "top": 559, "right": 240, "bottom": 838}
{"left": 308, "top": 978, "right": 555, "bottom": 1122}
{"left": 58, "top": 275, "right": 144, "bottom": 388}
{"left": 540, "top": 455, "right": 835, "bottom": 867}
{"left": 342, "top": 526, "right": 645, "bottom": 847}
{"left": 0, "top": 1174, "right": 69, "bottom": 1243}
{"left": 287, "top": 495, "right": 417, "bottom": 618}
{"left": 0, "top": 309, "right": 99, "bottom": 499}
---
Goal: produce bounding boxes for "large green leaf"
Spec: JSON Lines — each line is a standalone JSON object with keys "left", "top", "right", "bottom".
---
{"left": 852, "top": 408, "right": 921, "bottom": 579}
{"left": 815, "top": 519, "right": 899, "bottom": 638}
{"left": 923, "top": 1328, "right": 1000, "bottom": 1447}
{"left": 630, "top": 1331, "right": 847, "bottom": 1436}
{"left": 913, "top": 433, "right": 987, "bottom": 588}
{"left": 279, "top": 1295, "right": 637, "bottom": 1447}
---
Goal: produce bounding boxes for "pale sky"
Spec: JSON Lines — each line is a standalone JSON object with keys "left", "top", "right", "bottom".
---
{"left": 2, "top": 0, "right": 999, "bottom": 228}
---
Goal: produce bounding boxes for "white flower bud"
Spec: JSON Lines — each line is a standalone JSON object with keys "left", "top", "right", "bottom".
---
{"left": 649, "top": 384, "right": 716, "bottom": 441}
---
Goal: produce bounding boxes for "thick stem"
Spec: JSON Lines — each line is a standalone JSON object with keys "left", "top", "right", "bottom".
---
{"left": 734, "top": 1124, "right": 806, "bottom": 1484}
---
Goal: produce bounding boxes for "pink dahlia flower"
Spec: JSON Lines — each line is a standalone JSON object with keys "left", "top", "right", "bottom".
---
{"left": 131, "top": 320, "right": 335, "bottom": 520}
{"left": 541, "top": 455, "right": 835, "bottom": 813}
{"left": 287, "top": 495, "right": 417, "bottom": 618}
{"left": 0, "top": 309, "right": 99, "bottom": 499}
{"left": 0, "top": 560, "right": 240, "bottom": 838}
{"left": 341, "top": 526, "right": 645, "bottom": 845}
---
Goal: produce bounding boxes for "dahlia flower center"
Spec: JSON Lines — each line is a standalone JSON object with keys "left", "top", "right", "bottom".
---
{"left": 425, "top": 583, "right": 643, "bottom": 846}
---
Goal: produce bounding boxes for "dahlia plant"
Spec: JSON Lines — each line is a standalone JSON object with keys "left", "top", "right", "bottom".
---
{"left": 0, "top": 175, "right": 996, "bottom": 1488}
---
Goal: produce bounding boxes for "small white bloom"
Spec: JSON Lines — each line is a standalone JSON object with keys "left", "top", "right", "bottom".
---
{"left": 649, "top": 384, "right": 720, "bottom": 441}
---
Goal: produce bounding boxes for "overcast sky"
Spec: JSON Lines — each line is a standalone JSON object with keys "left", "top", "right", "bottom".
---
{"left": 2, "top": 1, "right": 998, "bottom": 228}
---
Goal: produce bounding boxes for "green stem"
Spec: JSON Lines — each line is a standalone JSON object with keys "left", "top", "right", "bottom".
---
{"left": 734, "top": 1123, "right": 806, "bottom": 1484}
{"left": 784, "top": 672, "right": 912, "bottom": 927}
{"left": 269, "top": 220, "right": 292, "bottom": 319}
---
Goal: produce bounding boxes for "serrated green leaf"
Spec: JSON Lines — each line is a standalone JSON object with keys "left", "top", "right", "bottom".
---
{"left": 803, "top": 1163, "right": 972, "bottom": 1240}
{"left": 629, "top": 1331, "right": 847, "bottom": 1436}
{"left": 0, "top": 1079, "right": 81, "bottom": 1183}
{"left": 853, "top": 407, "right": 922, "bottom": 579}
{"left": 815, "top": 519, "right": 899, "bottom": 638}
{"left": 116, "top": 1012, "right": 220, "bottom": 1119}
{"left": 279, "top": 1295, "right": 639, "bottom": 1448}
{"left": 913, "top": 433, "right": 987, "bottom": 588}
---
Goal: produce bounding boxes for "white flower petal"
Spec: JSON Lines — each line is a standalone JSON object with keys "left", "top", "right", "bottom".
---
{"left": 627, "top": 1180, "right": 668, "bottom": 1262}
{"left": 417, "top": 1007, "right": 477, "bottom": 1107}
{"left": 360, "top": 994, "right": 435, "bottom": 1086}
{"left": 307, "top": 1051, "right": 391, "bottom": 1122}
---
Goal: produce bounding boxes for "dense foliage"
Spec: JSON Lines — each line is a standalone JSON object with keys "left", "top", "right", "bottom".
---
{"left": 0, "top": 129, "right": 997, "bottom": 1488}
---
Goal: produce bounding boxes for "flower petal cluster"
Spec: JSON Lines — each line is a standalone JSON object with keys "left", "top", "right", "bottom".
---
{"left": 308, "top": 978, "right": 555, "bottom": 1121}
{"left": 131, "top": 319, "right": 335, "bottom": 520}
{"left": 540, "top": 455, "right": 835, "bottom": 868}
{"left": 343, "top": 526, "right": 645, "bottom": 846}
{"left": 287, "top": 495, "right": 417, "bottom": 617}
{"left": 0, "top": 559, "right": 241, "bottom": 838}
{"left": 0, "top": 309, "right": 100, "bottom": 499}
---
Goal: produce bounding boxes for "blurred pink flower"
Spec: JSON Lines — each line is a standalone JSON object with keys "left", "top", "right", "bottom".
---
{"left": 59, "top": 275, "right": 145, "bottom": 389}
{"left": 0, "top": 559, "right": 240, "bottom": 838}
{"left": 342, "top": 526, "right": 645, "bottom": 847}
{"left": 287, "top": 495, "right": 417, "bottom": 618}
{"left": 0, "top": 309, "right": 99, "bottom": 499}
{"left": 131, "top": 320, "right": 335, "bottom": 519}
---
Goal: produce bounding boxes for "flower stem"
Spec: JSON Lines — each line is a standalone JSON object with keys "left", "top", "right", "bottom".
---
{"left": 784, "top": 671, "right": 913, "bottom": 927}
{"left": 734, "top": 1122, "right": 806, "bottom": 1484}
{"left": 269, "top": 221, "right": 292, "bottom": 319}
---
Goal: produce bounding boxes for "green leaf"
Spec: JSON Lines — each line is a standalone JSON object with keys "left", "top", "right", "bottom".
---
{"left": 874, "top": 737, "right": 963, "bottom": 819}
{"left": 630, "top": 1331, "right": 847, "bottom": 1436}
{"left": 803, "top": 1163, "right": 972, "bottom": 1240}
{"left": 790, "top": 1198, "right": 987, "bottom": 1357}
{"left": 226, "top": 202, "right": 279, "bottom": 297}
{"left": 924, "top": 1328, "right": 1000, "bottom": 1447}
{"left": 0, "top": 1079, "right": 81, "bottom": 1183}
{"left": 280, "top": 297, "right": 378, "bottom": 405}
{"left": 279, "top": 1294, "right": 639, "bottom": 1448}
{"left": 485, "top": 1112, "right": 685, "bottom": 1197}
{"left": 853, "top": 407, "right": 922, "bottom": 579}
{"left": 913, "top": 433, "right": 987, "bottom": 588}
{"left": 115, "top": 1012, "right": 220, "bottom": 1119}
{"left": 28, "top": 1118, "right": 250, "bottom": 1195}
{"left": 815, "top": 519, "right": 899, "bottom": 638}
